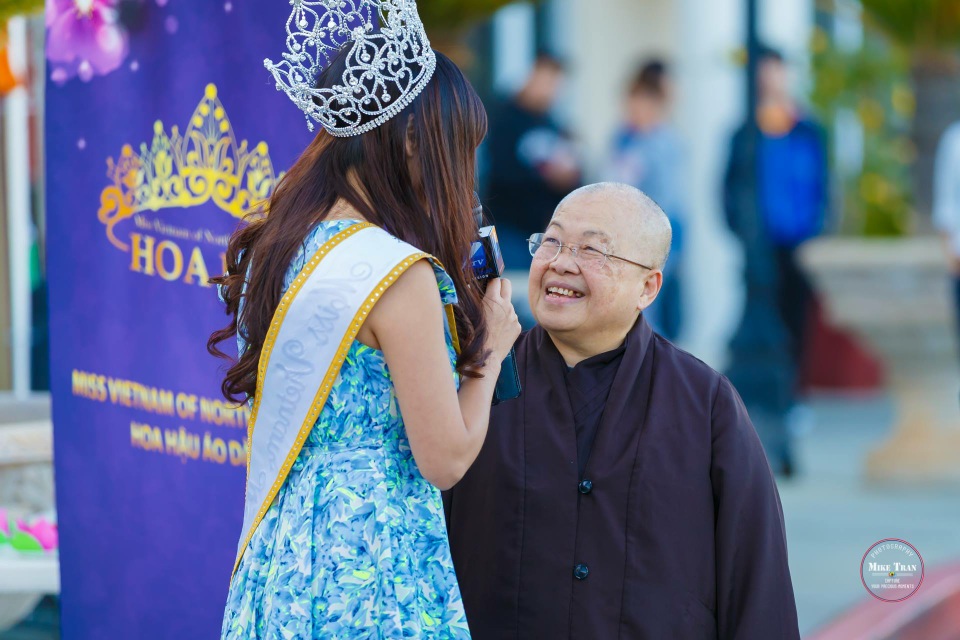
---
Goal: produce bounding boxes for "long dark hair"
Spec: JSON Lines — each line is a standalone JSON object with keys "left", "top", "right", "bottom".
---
{"left": 208, "top": 50, "right": 489, "bottom": 403}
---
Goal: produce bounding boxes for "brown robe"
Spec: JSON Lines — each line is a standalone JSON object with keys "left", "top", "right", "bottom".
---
{"left": 444, "top": 316, "right": 800, "bottom": 639}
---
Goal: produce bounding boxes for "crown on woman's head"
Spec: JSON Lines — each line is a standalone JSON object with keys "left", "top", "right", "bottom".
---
{"left": 264, "top": 0, "right": 435, "bottom": 136}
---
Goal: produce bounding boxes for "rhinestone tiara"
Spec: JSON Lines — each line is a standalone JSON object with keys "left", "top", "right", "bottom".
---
{"left": 264, "top": 0, "right": 436, "bottom": 136}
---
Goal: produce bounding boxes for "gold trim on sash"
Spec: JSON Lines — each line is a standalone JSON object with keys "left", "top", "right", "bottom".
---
{"left": 234, "top": 224, "right": 449, "bottom": 575}
{"left": 444, "top": 304, "right": 461, "bottom": 355}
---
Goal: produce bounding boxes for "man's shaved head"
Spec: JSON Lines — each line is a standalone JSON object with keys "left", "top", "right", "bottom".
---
{"left": 555, "top": 182, "right": 672, "bottom": 269}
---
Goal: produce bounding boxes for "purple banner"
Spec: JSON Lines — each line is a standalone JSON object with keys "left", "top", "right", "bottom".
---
{"left": 45, "top": 2, "right": 308, "bottom": 637}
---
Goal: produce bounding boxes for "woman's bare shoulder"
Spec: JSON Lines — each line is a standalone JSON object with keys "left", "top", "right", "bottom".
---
{"left": 357, "top": 258, "right": 440, "bottom": 350}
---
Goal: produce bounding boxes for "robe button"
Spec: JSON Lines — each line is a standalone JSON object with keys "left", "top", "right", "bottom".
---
{"left": 578, "top": 479, "right": 593, "bottom": 495}
{"left": 573, "top": 564, "right": 589, "bottom": 580}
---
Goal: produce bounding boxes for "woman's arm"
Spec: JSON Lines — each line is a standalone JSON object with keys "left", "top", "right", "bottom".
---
{"left": 368, "top": 259, "right": 519, "bottom": 490}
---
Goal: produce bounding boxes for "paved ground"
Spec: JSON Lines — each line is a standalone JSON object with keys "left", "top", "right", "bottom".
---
{"left": 3, "top": 395, "right": 957, "bottom": 638}
{"left": 780, "top": 394, "right": 960, "bottom": 636}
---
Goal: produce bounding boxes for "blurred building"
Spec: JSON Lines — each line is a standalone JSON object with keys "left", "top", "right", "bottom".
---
{"left": 0, "top": 0, "right": 836, "bottom": 382}
{"left": 0, "top": 15, "right": 45, "bottom": 398}
{"left": 0, "top": 1, "right": 832, "bottom": 391}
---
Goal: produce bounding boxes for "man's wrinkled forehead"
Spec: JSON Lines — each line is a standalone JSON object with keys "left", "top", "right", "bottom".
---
{"left": 546, "top": 219, "right": 614, "bottom": 246}
{"left": 549, "top": 195, "right": 630, "bottom": 245}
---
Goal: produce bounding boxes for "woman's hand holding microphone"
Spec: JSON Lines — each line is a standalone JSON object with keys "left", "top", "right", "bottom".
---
{"left": 481, "top": 277, "right": 522, "bottom": 371}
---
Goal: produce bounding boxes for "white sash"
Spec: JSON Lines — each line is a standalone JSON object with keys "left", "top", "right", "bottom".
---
{"left": 233, "top": 222, "right": 450, "bottom": 574}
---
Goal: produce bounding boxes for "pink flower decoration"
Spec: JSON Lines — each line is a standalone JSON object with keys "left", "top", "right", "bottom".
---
{"left": 17, "top": 518, "right": 59, "bottom": 551}
{"left": 0, "top": 508, "right": 9, "bottom": 536}
{"left": 16, "top": 517, "right": 59, "bottom": 551}
{"left": 46, "top": 0, "right": 129, "bottom": 84}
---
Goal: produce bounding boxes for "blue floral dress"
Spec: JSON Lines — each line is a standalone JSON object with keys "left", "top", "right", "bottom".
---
{"left": 221, "top": 220, "right": 471, "bottom": 639}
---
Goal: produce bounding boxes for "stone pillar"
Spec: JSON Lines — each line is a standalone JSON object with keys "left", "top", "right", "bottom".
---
{"left": 672, "top": 0, "right": 746, "bottom": 367}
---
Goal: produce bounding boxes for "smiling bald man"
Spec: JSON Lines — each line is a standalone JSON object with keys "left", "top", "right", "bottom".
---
{"left": 444, "top": 183, "right": 800, "bottom": 639}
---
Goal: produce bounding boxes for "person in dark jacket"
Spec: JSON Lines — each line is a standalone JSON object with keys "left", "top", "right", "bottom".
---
{"left": 723, "top": 46, "right": 827, "bottom": 368}
{"left": 485, "top": 52, "right": 581, "bottom": 269}
{"left": 445, "top": 183, "right": 801, "bottom": 639}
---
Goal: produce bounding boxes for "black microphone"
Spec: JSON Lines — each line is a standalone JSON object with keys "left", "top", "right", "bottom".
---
{"left": 469, "top": 193, "right": 521, "bottom": 405}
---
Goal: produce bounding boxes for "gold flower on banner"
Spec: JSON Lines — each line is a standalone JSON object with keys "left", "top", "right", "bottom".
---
{"left": 98, "top": 83, "right": 279, "bottom": 250}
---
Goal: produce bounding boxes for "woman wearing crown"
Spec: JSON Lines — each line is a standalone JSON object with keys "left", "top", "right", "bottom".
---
{"left": 209, "top": 2, "right": 520, "bottom": 637}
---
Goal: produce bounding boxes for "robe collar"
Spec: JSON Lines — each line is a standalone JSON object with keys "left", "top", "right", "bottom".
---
{"left": 524, "top": 315, "right": 655, "bottom": 480}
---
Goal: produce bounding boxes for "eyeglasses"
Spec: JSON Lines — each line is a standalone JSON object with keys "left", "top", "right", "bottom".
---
{"left": 528, "top": 233, "right": 653, "bottom": 271}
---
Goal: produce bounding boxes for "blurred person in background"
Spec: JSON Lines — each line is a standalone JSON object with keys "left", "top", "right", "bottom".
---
{"left": 485, "top": 52, "right": 582, "bottom": 269}
{"left": 934, "top": 119, "right": 960, "bottom": 355}
{"left": 606, "top": 59, "right": 687, "bottom": 340}
{"left": 724, "top": 46, "right": 827, "bottom": 378}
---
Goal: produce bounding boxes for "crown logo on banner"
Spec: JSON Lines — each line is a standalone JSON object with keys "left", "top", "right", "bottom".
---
{"left": 98, "top": 84, "right": 280, "bottom": 250}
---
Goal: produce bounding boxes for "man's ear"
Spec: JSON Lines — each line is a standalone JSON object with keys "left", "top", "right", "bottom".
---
{"left": 405, "top": 114, "right": 416, "bottom": 158}
{"left": 636, "top": 270, "right": 663, "bottom": 312}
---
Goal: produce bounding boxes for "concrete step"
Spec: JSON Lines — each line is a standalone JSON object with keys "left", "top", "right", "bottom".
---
{"left": 0, "top": 397, "right": 50, "bottom": 427}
